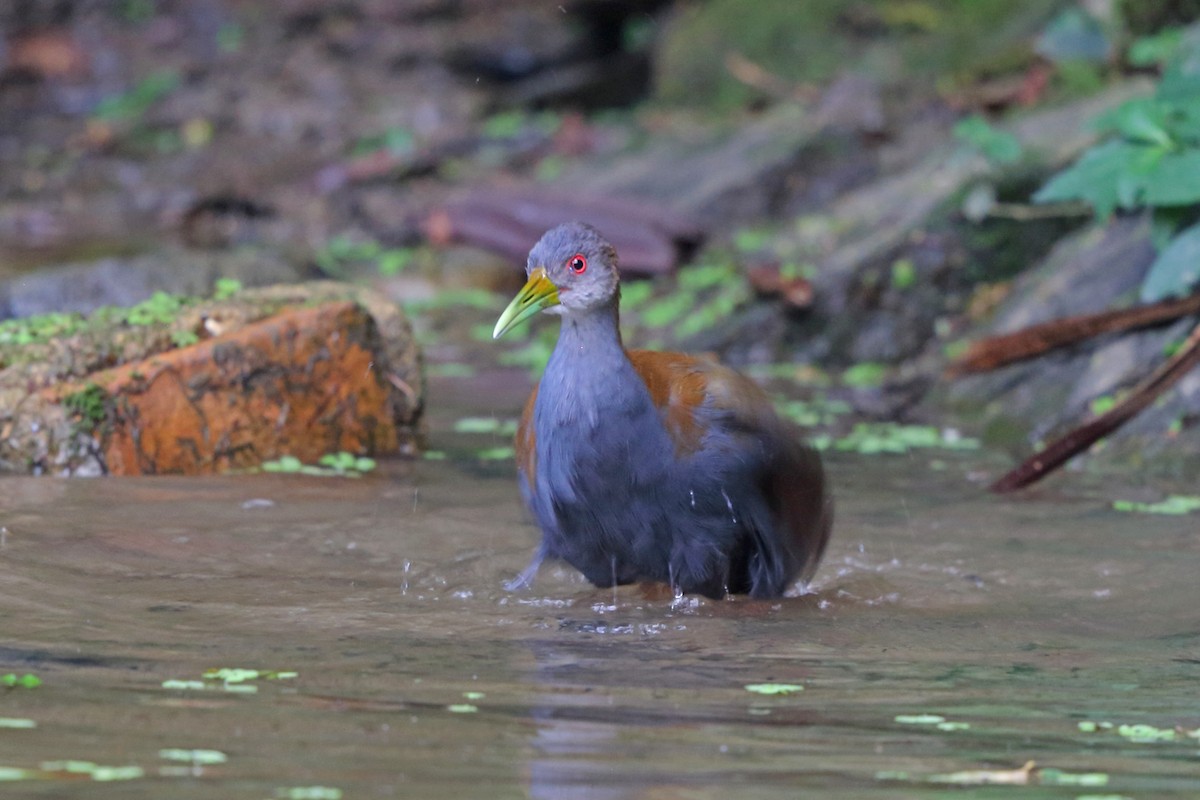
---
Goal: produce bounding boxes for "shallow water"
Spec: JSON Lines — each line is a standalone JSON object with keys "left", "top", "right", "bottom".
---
{"left": 2, "top": 377, "right": 1199, "bottom": 799}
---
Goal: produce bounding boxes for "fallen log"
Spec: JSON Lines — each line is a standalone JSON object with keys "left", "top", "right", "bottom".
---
{"left": 423, "top": 185, "right": 703, "bottom": 275}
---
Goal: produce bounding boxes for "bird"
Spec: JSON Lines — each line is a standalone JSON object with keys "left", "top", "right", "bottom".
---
{"left": 492, "top": 222, "right": 832, "bottom": 599}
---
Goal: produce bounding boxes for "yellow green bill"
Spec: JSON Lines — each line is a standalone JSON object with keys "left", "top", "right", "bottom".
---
{"left": 493, "top": 267, "right": 560, "bottom": 339}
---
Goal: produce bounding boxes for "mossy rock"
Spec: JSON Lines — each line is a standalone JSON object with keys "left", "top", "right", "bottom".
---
{"left": 0, "top": 281, "right": 423, "bottom": 475}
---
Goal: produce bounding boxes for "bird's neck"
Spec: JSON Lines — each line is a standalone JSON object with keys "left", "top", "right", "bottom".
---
{"left": 541, "top": 302, "right": 642, "bottom": 416}
{"left": 555, "top": 303, "right": 623, "bottom": 358}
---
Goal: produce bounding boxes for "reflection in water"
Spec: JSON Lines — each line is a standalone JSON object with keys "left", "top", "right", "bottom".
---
{"left": 1, "top": 451, "right": 1199, "bottom": 798}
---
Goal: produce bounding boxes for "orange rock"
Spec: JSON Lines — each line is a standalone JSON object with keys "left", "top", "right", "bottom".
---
{"left": 52, "top": 301, "right": 402, "bottom": 475}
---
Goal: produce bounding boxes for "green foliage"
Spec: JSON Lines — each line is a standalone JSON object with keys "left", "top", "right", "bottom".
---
{"left": 639, "top": 289, "right": 697, "bottom": 327}
{"left": 1128, "top": 27, "right": 1186, "bottom": 66}
{"left": 117, "top": 0, "right": 155, "bottom": 24}
{"left": 2, "top": 673, "right": 41, "bottom": 689}
{"left": 63, "top": 383, "right": 108, "bottom": 430}
{"left": 673, "top": 282, "right": 749, "bottom": 338}
{"left": 953, "top": 115, "right": 1023, "bottom": 165}
{"left": 1036, "top": 27, "right": 1200, "bottom": 300}
{"left": 618, "top": 280, "right": 654, "bottom": 309}
{"left": 774, "top": 396, "right": 852, "bottom": 427}
{"left": 275, "top": 788, "right": 343, "bottom": 800}
{"left": 842, "top": 362, "right": 888, "bottom": 388}
{"left": 453, "top": 417, "right": 518, "bottom": 435}
{"left": 93, "top": 70, "right": 180, "bottom": 123}
{"left": 818, "top": 423, "right": 980, "bottom": 454}
{"left": 213, "top": 277, "right": 242, "bottom": 300}
{"left": 1090, "top": 394, "right": 1117, "bottom": 415}
{"left": 1080, "top": 718, "right": 1199, "bottom": 741}
{"left": 0, "top": 311, "right": 84, "bottom": 346}
{"left": 1141, "top": 218, "right": 1200, "bottom": 301}
{"left": 890, "top": 258, "right": 918, "bottom": 290}
{"left": 124, "top": 291, "right": 187, "bottom": 326}
{"left": 1113, "top": 494, "right": 1200, "bottom": 514}
{"left": 481, "top": 110, "right": 561, "bottom": 139}
{"left": 405, "top": 288, "right": 500, "bottom": 312}
{"left": 169, "top": 329, "right": 199, "bottom": 348}
{"left": 497, "top": 336, "right": 554, "bottom": 375}
{"left": 315, "top": 234, "right": 416, "bottom": 278}
{"left": 261, "top": 452, "right": 376, "bottom": 477}
{"left": 732, "top": 227, "right": 773, "bottom": 253}
{"left": 163, "top": 667, "right": 297, "bottom": 695}
{"left": 217, "top": 22, "right": 244, "bottom": 53}
{"left": 744, "top": 682, "right": 803, "bottom": 695}
{"left": 678, "top": 261, "right": 738, "bottom": 290}
{"left": 350, "top": 126, "right": 415, "bottom": 157}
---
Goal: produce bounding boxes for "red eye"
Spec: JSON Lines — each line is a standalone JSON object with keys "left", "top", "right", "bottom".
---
{"left": 568, "top": 253, "right": 587, "bottom": 274}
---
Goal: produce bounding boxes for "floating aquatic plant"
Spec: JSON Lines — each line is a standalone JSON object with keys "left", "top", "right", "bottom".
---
{"left": 744, "top": 683, "right": 803, "bottom": 695}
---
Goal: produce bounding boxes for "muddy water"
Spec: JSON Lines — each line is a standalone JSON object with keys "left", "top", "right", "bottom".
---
{"left": 2, "top": 378, "right": 1199, "bottom": 799}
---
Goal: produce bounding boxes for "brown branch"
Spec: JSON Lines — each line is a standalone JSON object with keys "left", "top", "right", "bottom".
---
{"left": 949, "top": 292, "right": 1200, "bottom": 376}
{"left": 723, "top": 52, "right": 817, "bottom": 102}
{"left": 991, "top": 318, "right": 1200, "bottom": 492}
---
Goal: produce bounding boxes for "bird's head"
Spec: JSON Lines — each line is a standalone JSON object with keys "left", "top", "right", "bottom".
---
{"left": 493, "top": 222, "right": 620, "bottom": 339}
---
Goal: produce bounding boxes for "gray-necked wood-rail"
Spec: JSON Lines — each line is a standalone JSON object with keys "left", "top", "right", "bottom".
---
{"left": 493, "top": 222, "right": 832, "bottom": 599}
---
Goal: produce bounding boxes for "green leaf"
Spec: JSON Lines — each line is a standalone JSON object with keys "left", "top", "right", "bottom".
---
{"left": 619, "top": 281, "right": 654, "bottom": 309}
{"left": 1139, "top": 150, "right": 1200, "bottom": 207}
{"left": 744, "top": 682, "right": 803, "bottom": 695}
{"left": 842, "top": 362, "right": 887, "bottom": 388}
{"left": 891, "top": 258, "right": 917, "bottom": 290}
{"left": 1035, "top": 8, "right": 1110, "bottom": 64}
{"left": 377, "top": 248, "right": 413, "bottom": 276}
{"left": 679, "top": 262, "right": 737, "bottom": 290}
{"left": 640, "top": 290, "right": 696, "bottom": 327}
{"left": 276, "top": 788, "right": 343, "bottom": 800}
{"left": 213, "top": 277, "right": 242, "bottom": 300}
{"left": 1141, "top": 221, "right": 1200, "bottom": 302}
{"left": 93, "top": 69, "right": 180, "bottom": 122}
{"left": 1113, "top": 494, "right": 1200, "bottom": 515}
{"left": 732, "top": 228, "right": 772, "bottom": 252}
{"left": 1158, "top": 54, "right": 1200, "bottom": 105}
{"left": 1034, "top": 140, "right": 1152, "bottom": 217}
{"left": 1094, "top": 99, "right": 1174, "bottom": 148}
{"left": 1129, "top": 27, "right": 1185, "bottom": 67}
{"left": 2, "top": 673, "right": 41, "bottom": 688}
{"left": 1090, "top": 395, "right": 1116, "bottom": 415}
{"left": 453, "top": 417, "right": 505, "bottom": 434}
{"left": 1038, "top": 768, "right": 1109, "bottom": 787}
{"left": 953, "top": 115, "right": 1022, "bottom": 165}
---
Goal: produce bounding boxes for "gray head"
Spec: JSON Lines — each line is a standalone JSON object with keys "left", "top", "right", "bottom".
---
{"left": 527, "top": 222, "right": 620, "bottom": 314}
{"left": 493, "top": 222, "right": 621, "bottom": 338}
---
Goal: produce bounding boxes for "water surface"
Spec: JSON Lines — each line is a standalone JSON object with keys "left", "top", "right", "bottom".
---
{"left": 1, "top": 379, "right": 1198, "bottom": 799}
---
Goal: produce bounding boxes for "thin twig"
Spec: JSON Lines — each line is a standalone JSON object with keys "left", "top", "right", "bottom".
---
{"left": 991, "top": 318, "right": 1200, "bottom": 492}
